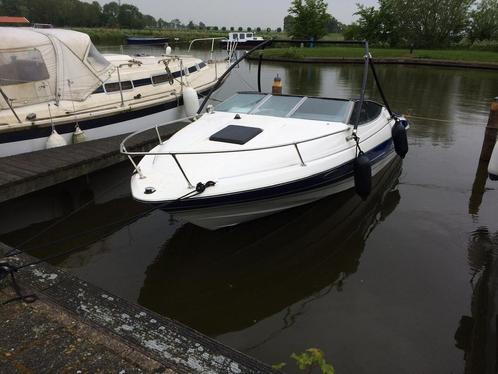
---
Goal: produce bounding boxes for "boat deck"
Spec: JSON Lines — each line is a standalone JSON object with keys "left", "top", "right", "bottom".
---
{"left": 0, "top": 122, "right": 187, "bottom": 204}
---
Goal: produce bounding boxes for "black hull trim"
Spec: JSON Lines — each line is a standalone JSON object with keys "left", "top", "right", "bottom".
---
{"left": 156, "top": 138, "right": 395, "bottom": 212}
{"left": 0, "top": 88, "right": 211, "bottom": 144}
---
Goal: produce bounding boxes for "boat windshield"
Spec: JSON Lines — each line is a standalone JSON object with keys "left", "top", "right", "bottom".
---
{"left": 216, "top": 93, "right": 351, "bottom": 123}
{"left": 215, "top": 93, "right": 266, "bottom": 114}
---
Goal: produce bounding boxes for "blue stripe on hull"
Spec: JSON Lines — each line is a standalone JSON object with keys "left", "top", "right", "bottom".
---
{"left": 161, "top": 138, "right": 395, "bottom": 212}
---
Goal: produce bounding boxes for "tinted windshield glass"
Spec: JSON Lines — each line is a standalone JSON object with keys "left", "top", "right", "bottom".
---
{"left": 215, "top": 93, "right": 266, "bottom": 114}
{"left": 291, "top": 98, "right": 350, "bottom": 123}
{"left": 0, "top": 49, "right": 49, "bottom": 86}
{"left": 251, "top": 95, "right": 302, "bottom": 117}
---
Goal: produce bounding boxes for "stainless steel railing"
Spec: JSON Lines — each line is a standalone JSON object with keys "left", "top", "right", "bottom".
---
{"left": 120, "top": 115, "right": 351, "bottom": 186}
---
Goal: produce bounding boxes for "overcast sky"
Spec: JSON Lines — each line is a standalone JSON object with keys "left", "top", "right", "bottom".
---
{"left": 92, "top": 0, "right": 379, "bottom": 27}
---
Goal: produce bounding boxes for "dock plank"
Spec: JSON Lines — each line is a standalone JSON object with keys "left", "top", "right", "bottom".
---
{"left": 0, "top": 125, "right": 184, "bottom": 203}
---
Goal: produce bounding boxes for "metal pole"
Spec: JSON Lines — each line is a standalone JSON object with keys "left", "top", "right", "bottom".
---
{"left": 479, "top": 97, "right": 498, "bottom": 161}
{"left": 0, "top": 87, "right": 21, "bottom": 123}
{"left": 353, "top": 41, "right": 370, "bottom": 132}
{"left": 369, "top": 58, "right": 393, "bottom": 117}
{"left": 116, "top": 66, "right": 124, "bottom": 107}
{"left": 257, "top": 53, "right": 263, "bottom": 93}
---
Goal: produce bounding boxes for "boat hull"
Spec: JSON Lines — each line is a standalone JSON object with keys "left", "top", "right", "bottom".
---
{"left": 126, "top": 37, "right": 169, "bottom": 45}
{"left": 221, "top": 40, "right": 265, "bottom": 49}
{"left": 165, "top": 148, "right": 397, "bottom": 230}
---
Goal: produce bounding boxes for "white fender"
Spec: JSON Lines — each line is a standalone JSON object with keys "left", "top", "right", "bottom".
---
{"left": 72, "top": 124, "right": 87, "bottom": 144}
{"left": 46, "top": 128, "right": 67, "bottom": 149}
{"left": 489, "top": 140, "right": 498, "bottom": 181}
{"left": 183, "top": 86, "right": 199, "bottom": 117}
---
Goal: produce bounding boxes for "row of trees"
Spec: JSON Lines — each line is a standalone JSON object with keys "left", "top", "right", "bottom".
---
{"left": 0, "top": 0, "right": 280, "bottom": 32}
{"left": 0, "top": 0, "right": 156, "bottom": 28}
{"left": 344, "top": 0, "right": 498, "bottom": 48}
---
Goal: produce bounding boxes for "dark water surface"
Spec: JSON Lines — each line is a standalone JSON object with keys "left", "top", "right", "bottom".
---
{"left": 1, "top": 56, "right": 498, "bottom": 373}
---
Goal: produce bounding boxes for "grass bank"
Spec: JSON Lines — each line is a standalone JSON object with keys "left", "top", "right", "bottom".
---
{"left": 258, "top": 46, "right": 498, "bottom": 64}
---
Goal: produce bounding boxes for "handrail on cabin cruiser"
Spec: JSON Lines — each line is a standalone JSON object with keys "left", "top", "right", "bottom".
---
{"left": 188, "top": 37, "right": 225, "bottom": 62}
{"left": 120, "top": 115, "right": 351, "bottom": 183}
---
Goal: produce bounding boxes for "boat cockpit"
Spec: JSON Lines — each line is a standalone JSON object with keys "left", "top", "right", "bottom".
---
{"left": 214, "top": 92, "right": 385, "bottom": 125}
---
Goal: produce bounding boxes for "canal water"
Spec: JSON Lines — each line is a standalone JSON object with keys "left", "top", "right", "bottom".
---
{"left": 1, "top": 49, "right": 498, "bottom": 373}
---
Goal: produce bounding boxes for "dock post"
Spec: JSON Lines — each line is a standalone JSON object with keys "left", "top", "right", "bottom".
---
{"left": 479, "top": 97, "right": 498, "bottom": 161}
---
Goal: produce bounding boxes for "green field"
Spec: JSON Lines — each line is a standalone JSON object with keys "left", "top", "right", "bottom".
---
{"left": 259, "top": 46, "right": 498, "bottom": 64}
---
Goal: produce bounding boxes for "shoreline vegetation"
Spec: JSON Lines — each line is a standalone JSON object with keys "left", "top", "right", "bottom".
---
{"left": 78, "top": 28, "right": 498, "bottom": 68}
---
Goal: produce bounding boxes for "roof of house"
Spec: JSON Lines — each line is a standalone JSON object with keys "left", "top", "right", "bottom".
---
{"left": 0, "top": 16, "right": 30, "bottom": 24}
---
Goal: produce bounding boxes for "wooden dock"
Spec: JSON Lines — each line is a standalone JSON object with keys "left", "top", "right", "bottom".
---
{"left": 0, "top": 243, "right": 274, "bottom": 373}
{"left": 0, "top": 123, "right": 187, "bottom": 204}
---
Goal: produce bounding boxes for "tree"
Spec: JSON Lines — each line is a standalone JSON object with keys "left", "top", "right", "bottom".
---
{"left": 287, "top": 0, "right": 329, "bottom": 40}
{"left": 247, "top": 27, "right": 252, "bottom": 31}
{"left": 276, "top": 27, "right": 282, "bottom": 32}
{"left": 187, "top": 20, "right": 196, "bottom": 29}
{"left": 256, "top": 27, "right": 261, "bottom": 32}
{"left": 284, "top": 15, "right": 295, "bottom": 31}
{"left": 468, "top": 0, "right": 498, "bottom": 42}
{"left": 213, "top": 26, "right": 219, "bottom": 31}
{"left": 238, "top": 26, "right": 243, "bottom": 31}
{"left": 351, "top": 0, "right": 475, "bottom": 48}
{"left": 230, "top": 26, "right": 235, "bottom": 31}
{"left": 222, "top": 26, "right": 227, "bottom": 31}
{"left": 266, "top": 27, "right": 272, "bottom": 32}
{"left": 326, "top": 15, "right": 344, "bottom": 33}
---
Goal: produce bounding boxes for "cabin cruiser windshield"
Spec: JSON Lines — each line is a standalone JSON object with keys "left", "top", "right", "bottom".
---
{"left": 215, "top": 92, "right": 352, "bottom": 123}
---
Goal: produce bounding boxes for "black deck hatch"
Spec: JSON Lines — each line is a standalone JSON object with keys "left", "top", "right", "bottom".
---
{"left": 209, "top": 125, "right": 263, "bottom": 145}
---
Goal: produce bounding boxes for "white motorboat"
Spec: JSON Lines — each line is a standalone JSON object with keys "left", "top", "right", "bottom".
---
{"left": 489, "top": 139, "right": 498, "bottom": 180}
{"left": 121, "top": 40, "right": 410, "bottom": 230}
{"left": 220, "top": 32, "right": 265, "bottom": 50}
{"left": 0, "top": 28, "right": 227, "bottom": 157}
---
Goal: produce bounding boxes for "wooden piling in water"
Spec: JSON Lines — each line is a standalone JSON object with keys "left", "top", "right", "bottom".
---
{"left": 479, "top": 97, "right": 498, "bottom": 162}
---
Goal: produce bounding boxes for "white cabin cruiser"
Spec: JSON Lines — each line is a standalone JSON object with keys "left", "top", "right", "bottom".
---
{"left": 0, "top": 28, "right": 227, "bottom": 157}
{"left": 122, "top": 40, "right": 410, "bottom": 230}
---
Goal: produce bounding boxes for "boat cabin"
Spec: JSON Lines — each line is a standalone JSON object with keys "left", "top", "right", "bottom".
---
{"left": 226, "top": 32, "right": 264, "bottom": 43}
{"left": 214, "top": 92, "right": 385, "bottom": 125}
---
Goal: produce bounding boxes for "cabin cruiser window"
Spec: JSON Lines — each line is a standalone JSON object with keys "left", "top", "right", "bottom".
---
{"left": 104, "top": 80, "right": 133, "bottom": 93}
{"left": 215, "top": 93, "right": 266, "bottom": 114}
{"left": 0, "top": 49, "right": 49, "bottom": 86}
{"left": 247, "top": 34, "right": 253, "bottom": 38}
{"left": 349, "top": 101, "right": 383, "bottom": 125}
{"left": 239, "top": 33, "right": 245, "bottom": 39}
{"left": 86, "top": 43, "right": 111, "bottom": 72}
{"left": 251, "top": 95, "right": 302, "bottom": 117}
{"left": 291, "top": 98, "right": 350, "bottom": 123}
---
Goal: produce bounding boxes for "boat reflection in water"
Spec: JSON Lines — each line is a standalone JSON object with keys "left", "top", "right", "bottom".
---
{"left": 455, "top": 228, "right": 498, "bottom": 374}
{"left": 138, "top": 158, "right": 402, "bottom": 336}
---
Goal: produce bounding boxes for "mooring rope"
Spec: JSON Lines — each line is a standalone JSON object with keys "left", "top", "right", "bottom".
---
{"left": 0, "top": 181, "right": 216, "bottom": 306}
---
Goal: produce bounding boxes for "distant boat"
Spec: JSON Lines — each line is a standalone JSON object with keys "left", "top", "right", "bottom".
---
{"left": 220, "top": 32, "right": 265, "bottom": 50}
{"left": 126, "top": 36, "right": 169, "bottom": 45}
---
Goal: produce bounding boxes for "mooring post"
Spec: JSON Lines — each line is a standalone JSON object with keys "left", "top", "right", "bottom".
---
{"left": 479, "top": 97, "right": 498, "bottom": 161}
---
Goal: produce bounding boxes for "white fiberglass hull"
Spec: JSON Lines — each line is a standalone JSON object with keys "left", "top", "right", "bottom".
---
{"left": 170, "top": 151, "right": 397, "bottom": 230}
{"left": 0, "top": 105, "right": 185, "bottom": 158}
